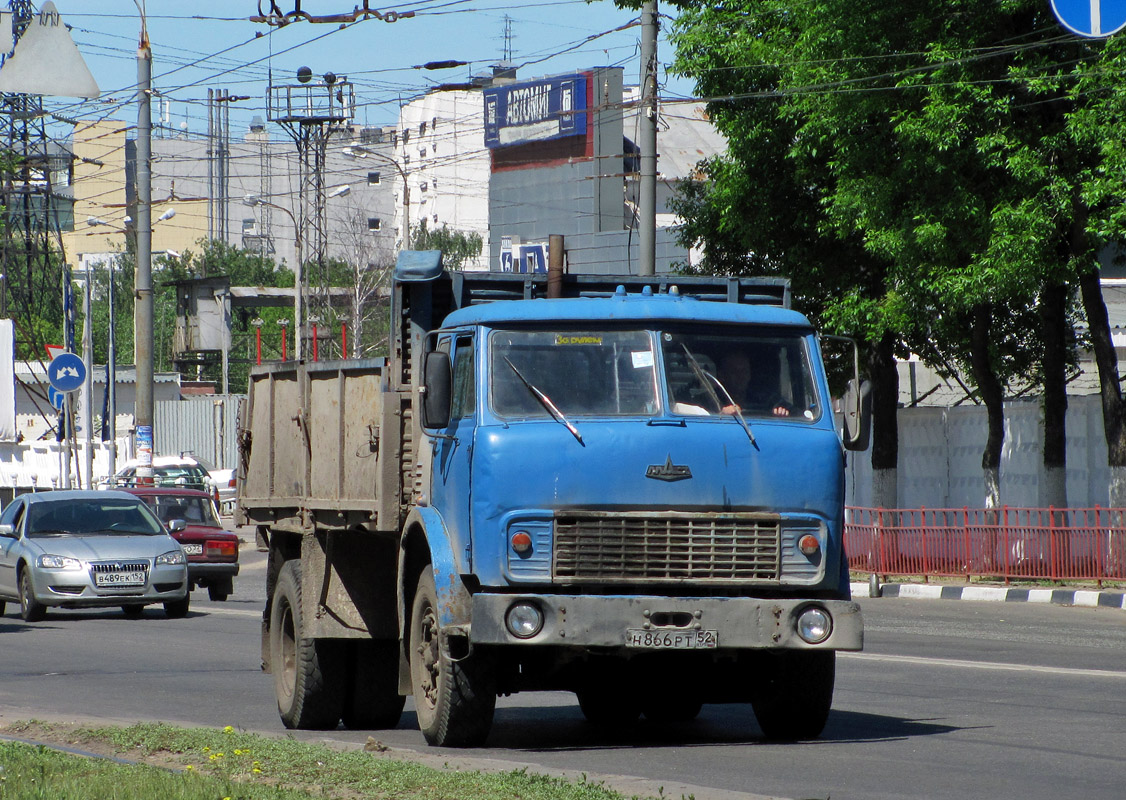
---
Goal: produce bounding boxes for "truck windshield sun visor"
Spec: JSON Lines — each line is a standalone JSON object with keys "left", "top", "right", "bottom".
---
{"left": 490, "top": 330, "right": 659, "bottom": 418}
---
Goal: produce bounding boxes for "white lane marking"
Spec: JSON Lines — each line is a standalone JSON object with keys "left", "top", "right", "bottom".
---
{"left": 842, "top": 651, "right": 1126, "bottom": 680}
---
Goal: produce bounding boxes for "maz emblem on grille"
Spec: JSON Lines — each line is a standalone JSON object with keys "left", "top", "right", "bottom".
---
{"left": 646, "top": 456, "right": 692, "bottom": 482}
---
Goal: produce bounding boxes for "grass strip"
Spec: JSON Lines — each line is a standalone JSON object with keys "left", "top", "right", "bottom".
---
{"left": 0, "top": 721, "right": 652, "bottom": 800}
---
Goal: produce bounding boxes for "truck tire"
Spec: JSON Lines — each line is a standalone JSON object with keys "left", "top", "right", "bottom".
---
{"left": 270, "top": 560, "right": 344, "bottom": 730}
{"left": 19, "top": 569, "right": 47, "bottom": 622}
{"left": 341, "top": 640, "right": 405, "bottom": 730}
{"left": 208, "top": 577, "right": 234, "bottom": 602}
{"left": 409, "top": 568, "right": 495, "bottom": 746}
{"left": 164, "top": 595, "right": 191, "bottom": 618}
{"left": 750, "top": 651, "right": 835, "bottom": 741}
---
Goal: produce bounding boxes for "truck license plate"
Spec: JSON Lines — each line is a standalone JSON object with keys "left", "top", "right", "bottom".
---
{"left": 94, "top": 571, "right": 146, "bottom": 588}
{"left": 625, "top": 629, "right": 718, "bottom": 649}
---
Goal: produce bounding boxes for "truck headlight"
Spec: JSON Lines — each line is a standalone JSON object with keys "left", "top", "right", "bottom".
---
{"left": 505, "top": 601, "right": 544, "bottom": 639}
{"left": 796, "top": 606, "right": 832, "bottom": 644}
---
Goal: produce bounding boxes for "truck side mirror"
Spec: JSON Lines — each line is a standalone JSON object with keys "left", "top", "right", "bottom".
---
{"left": 841, "top": 378, "right": 872, "bottom": 451}
{"left": 421, "top": 350, "right": 452, "bottom": 429}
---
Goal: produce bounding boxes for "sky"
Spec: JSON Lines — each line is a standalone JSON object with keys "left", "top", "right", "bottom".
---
{"left": 41, "top": 0, "right": 695, "bottom": 139}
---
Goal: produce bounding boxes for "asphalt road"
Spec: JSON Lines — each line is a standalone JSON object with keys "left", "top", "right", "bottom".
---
{"left": 1, "top": 539, "right": 1124, "bottom": 800}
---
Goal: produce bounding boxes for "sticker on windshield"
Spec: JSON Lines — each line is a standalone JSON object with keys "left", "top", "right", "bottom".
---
{"left": 632, "top": 350, "right": 654, "bottom": 368}
{"left": 555, "top": 335, "right": 603, "bottom": 345}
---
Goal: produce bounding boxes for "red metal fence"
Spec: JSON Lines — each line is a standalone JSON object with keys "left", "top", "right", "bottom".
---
{"left": 845, "top": 507, "right": 1126, "bottom": 583}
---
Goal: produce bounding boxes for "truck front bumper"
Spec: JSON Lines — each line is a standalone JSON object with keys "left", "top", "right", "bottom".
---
{"left": 469, "top": 593, "right": 862, "bottom": 651}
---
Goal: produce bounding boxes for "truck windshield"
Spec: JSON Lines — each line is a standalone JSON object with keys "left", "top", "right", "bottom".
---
{"left": 491, "top": 330, "right": 658, "bottom": 417}
{"left": 662, "top": 328, "right": 820, "bottom": 420}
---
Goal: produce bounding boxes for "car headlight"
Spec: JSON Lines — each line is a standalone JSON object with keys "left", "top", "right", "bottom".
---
{"left": 156, "top": 549, "right": 186, "bottom": 566}
{"left": 37, "top": 554, "right": 82, "bottom": 570}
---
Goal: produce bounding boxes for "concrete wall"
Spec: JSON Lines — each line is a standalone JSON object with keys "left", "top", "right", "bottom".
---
{"left": 846, "top": 395, "right": 1113, "bottom": 509}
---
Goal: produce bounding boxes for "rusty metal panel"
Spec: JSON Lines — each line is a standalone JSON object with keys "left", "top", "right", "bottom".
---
{"left": 269, "top": 371, "right": 304, "bottom": 498}
{"left": 308, "top": 369, "right": 343, "bottom": 500}
{"left": 241, "top": 371, "right": 275, "bottom": 501}
{"left": 342, "top": 367, "right": 384, "bottom": 502}
{"left": 301, "top": 531, "right": 398, "bottom": 639}
{"left": 306, "top": 362, "right": 385, "bottom": 510}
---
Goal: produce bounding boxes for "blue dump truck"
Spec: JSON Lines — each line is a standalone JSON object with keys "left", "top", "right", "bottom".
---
{"left": 236, "top": 251, "right": 870, "bottom": 746}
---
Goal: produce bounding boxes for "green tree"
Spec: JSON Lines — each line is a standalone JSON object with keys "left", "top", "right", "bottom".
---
{"left": 669, "top": 0, "right": 1115, "bottom": 507}
{"left": 410, "top": 219, "right": 483, "bottom": 271}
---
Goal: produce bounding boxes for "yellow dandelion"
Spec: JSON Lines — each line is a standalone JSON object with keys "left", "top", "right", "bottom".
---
{"left": 223, "top": 725, "right": 235, "bottom": 734}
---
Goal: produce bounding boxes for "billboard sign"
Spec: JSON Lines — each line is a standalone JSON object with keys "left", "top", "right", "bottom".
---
{"left": 484, "top": 73, "right": 588, "bottom": 149}
{"left": 499, "top": 241, "right": 549, "bottom": 274}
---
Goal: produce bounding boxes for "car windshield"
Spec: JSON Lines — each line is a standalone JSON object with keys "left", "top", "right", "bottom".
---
{"left": 155, "top": 466, "right": 208, "bottom": 486}
{"left": 490, "top": 330, "right": 658, "bottom": 417}
{"left": 662, "top": 328, "right": 821, "bottom": 420}
{"left": 140, "top": 495, "right": 221, "bottom": 528}
{"left": 26, "top": 499, "right": 165, "bottom": 537}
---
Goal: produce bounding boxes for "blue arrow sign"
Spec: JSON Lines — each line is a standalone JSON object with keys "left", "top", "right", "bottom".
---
{"left": 47, "top": 386, "right": 65, "bottom": 411}
{"left": 1051, "top": 0, "right": 1126, "bottom": 37}
{"left": 48, "top": 351, "right": 86, "bottom": 393}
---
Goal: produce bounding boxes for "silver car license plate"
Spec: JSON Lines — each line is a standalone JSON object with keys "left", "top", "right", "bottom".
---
{"left": 625, "top": 629, "right": 718, "bottom": 649}
{"left": 94, "top": 571, "right": 146, "bottom": 588}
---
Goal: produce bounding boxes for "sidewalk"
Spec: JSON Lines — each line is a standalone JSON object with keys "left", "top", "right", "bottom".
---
{"left": 850, "top": 579, "right": 1126, "bottom": 610}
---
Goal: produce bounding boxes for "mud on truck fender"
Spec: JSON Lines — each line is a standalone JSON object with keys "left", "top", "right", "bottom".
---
{"left": 398, "top": 505, "right": 497, "bottom": 747}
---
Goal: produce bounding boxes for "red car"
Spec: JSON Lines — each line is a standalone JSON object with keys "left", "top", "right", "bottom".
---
{"left": 121, "top": 488, "right": 240, "bottom": 601}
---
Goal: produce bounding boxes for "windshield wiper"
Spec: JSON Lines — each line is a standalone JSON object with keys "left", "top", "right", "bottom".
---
{"left": 681, "top": 345, "right": 757, "bottom": 447}
{"left": 504, "top": 357, "right": 584, "bottom": 445}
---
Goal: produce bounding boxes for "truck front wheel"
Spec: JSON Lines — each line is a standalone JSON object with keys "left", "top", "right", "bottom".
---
{"left": 270, "top": 560, "right": 344, "bottom": 730}
{"left": 409, "top": 568, "right": 495, "bottom": 746}
{"left": 750, "top": 651, "right": 835, "bottom": 741}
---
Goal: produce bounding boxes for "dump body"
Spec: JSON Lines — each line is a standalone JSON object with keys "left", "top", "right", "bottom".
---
{"left": 237, "top": 255, "right": 865, "bottom": 745}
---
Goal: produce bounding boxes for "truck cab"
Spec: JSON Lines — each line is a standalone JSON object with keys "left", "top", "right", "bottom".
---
{"left": 239, "top": 253, "right": 869, "bottom": 747}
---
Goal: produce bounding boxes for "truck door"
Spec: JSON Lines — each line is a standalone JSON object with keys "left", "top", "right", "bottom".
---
{"left": 431, "top": 334, "right": 476, "bottom": 571}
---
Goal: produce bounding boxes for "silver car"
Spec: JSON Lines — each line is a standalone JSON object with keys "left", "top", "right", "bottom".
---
{"left": 0, "top": 490, "right": 189, "bottom": 621}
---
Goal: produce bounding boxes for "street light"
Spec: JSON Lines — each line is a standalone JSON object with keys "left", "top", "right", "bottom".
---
{"left": 86, "top": 207, "right": 173, "bottom": 479}
{"left": 341, "top": 144, "right": 410, "bottom": 246}
{"left": 244, "top": 193, "right": 304, "bottom": 361}
{"left": 244, "top": 188, "right": 349, "bottom": 362}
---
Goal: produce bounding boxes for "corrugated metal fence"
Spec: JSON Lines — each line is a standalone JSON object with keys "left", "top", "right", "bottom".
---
{"left": 155, "top": 396, "right": 244, "bottom": 470}
{"left": 845, "top": 506, "right": 1126, "bottom": 583}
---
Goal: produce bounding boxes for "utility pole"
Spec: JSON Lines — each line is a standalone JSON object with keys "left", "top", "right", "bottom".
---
{"left": 638, "top": 0, "right": 659, "bottom": 277}
{"left": 134, "top": 10, "right": 155, "bottom": 480}
{"left": 82, "top": 263, "right": 93, "bottom": 487}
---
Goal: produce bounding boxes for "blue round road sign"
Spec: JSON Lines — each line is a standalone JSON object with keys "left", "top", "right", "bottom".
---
{"left": 1051, "top": 0, "right": 1126, "bottom": 37}
{"left": 48, "top": 351, "right": 87, "bottom": 393}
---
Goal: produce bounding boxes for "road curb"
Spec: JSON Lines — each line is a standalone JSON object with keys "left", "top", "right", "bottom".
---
{"left": 851, "top": 581, "right": 1126, "bottom": 609}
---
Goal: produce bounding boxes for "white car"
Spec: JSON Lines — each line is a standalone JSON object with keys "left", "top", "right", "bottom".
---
{"left": 190, "top": 456, "right": 237, "bottom": 514}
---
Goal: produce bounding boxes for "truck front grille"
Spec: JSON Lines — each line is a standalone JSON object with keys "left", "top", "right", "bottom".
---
{"left": 553, "top": 512, "right": 781, "bottom": 583}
